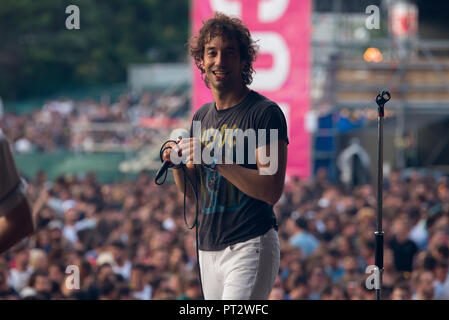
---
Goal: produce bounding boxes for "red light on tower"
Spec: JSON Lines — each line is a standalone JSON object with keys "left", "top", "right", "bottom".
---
{"left": 389, "top": 1, "right": 418, "bottom": 39}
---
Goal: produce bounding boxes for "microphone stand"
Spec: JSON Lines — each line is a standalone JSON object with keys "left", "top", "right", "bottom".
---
{"left": 374, "top": 90, "right": 390, "bottom": 300}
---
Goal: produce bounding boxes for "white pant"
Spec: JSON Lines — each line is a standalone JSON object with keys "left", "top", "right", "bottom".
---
{"left": 198, "top": 228, "right": 280, "bottom": 300}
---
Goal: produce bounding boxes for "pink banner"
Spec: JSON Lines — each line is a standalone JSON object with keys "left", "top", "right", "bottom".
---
{"left": 191, "top": 0, "right": 311, "bottom": 178}
{"left": 139, "top": 117, "right": 182, "bottom": 129}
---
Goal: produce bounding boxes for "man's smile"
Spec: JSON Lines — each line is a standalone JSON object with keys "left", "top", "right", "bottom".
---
{"left": 212, "top": 70, "right": 229, "bottom": 80}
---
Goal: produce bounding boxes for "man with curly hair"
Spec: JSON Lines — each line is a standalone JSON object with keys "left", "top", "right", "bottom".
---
{"left": 163, "top": 12, "right": 288, "bottom": 300}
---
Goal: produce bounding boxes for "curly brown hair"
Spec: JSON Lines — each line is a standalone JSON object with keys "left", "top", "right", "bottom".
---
{"left": 188, "top": 12, "right": 259, "bottom": 88}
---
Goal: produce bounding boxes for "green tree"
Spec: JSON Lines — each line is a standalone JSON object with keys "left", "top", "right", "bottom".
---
{"left": 0, "top": 0, "right": 189, "bottom": 101}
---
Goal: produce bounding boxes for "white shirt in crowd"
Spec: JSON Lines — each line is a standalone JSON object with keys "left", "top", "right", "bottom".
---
{"left": 7, "top": 267, "right": 34, "bottom": 293}
{"left": 112, "top": 260, "right": 132, "bottom": 280}
{"left": 133, "top": 285, "right": 152, "bottom": 300}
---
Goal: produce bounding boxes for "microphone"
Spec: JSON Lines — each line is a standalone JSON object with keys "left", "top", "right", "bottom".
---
{"left": 375, "top": 90, "right": 391, "bottom": 117}
{"left": 155, "top": 129, "right": 190, "bottom": 183}
{"left": 375, "top": 90, "right": 390, "bottom": 106}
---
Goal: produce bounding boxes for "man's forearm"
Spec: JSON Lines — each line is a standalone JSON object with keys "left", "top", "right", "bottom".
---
{"left": 216, "top": 164, "right": 284, "bottom": 205}
{"left": 172, "top": 165, "right": 199, "bottom": 199}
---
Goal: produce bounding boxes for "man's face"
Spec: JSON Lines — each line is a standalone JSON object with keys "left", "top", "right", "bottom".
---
{"left": 98, "top": 265, "right": 114, "bottom": 282}
{"left": 130, "top": 269, "right": 143, "bottom": 290}
{"left": 49, "top": 265, "right": 63, "bottom": 282}
{"left": 392, "top": 288, "right": 409, "bottom": 300}
{"left": 35, "top": 275, "right": 51, "bottom": 293}
{"left": 419, "top": 271, "right": 435, "bottom": 294}
{"left": 202, "top": 35, "right": 246, "bottom": 91}
{"left": 17, "top": 250, "right": 30, "bottom": 268}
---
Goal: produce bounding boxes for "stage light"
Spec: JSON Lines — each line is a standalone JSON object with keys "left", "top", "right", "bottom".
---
{"left": 364, "top": 47, "right": 383, "bottom": 63}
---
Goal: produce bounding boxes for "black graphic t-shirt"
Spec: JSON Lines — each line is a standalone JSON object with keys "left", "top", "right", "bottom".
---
{"left": 190, "top": 90, "right": 289, "bottom": 251}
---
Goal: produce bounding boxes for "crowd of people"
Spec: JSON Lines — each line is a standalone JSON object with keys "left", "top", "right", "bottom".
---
{"left": 0, "top": 91, "right": 188, "bottom": 154}
{"left": 0, "top": 166, "right": 448, "bottom": 300}
{"left": 1, "top": 88, "right": 448, "bottom": 300}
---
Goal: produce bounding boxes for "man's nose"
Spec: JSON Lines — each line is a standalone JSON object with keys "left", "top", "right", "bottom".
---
{"left": 215, "top": 52, "right": 226, "bottom": 67}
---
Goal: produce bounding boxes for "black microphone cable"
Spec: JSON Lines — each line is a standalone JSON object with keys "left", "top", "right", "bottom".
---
{"left": 155, "top": 139, "right": 205, "bottom": 300}
{"left": 155, "top": 140, "right": 179, "bottom": 186}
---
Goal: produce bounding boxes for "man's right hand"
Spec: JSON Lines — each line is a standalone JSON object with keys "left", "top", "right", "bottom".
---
{"left": 162, "top": 140, "right": 197, "bottom": 170}
{"left": 162, "top": 141, "right": 180, "bottom": 163}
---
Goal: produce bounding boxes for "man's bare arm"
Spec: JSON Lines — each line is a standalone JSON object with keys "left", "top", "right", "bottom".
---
{"left": 216, "top": 140, "right": 288, "bottom": 205}
{"left": 172, "top": 164, "right": 199, "bottom": 200}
